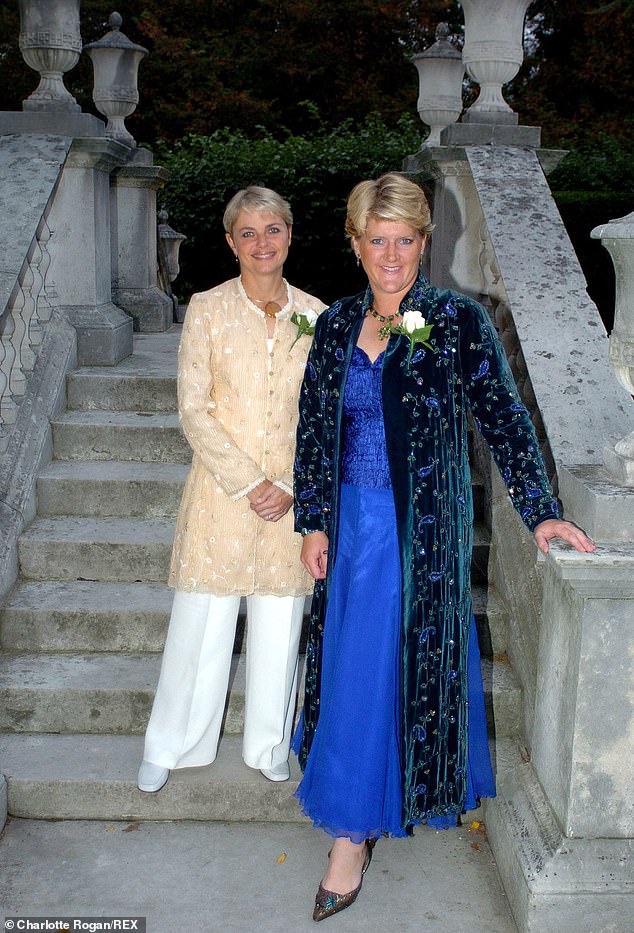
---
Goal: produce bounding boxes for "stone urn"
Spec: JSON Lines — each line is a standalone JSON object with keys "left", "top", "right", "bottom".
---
{"left": 18, "top": 0, "right": 82, "bottom": 112}
{"left": 413, "top": 23, "right": 464, "bottom": 146}
{"left": 459, "top": 0, "right": 531, "bottom": 123}
{"left": 84, "top": 12, "right": 148, "bottom": 147}
{"left": 158, "top": 209, "right": 187, "bottom": 284}
{"left": 592, "top": 211, "right": 634, "bottom": 485}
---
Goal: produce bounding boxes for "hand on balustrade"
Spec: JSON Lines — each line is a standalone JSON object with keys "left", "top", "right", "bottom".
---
{"left": 533, "top": 518, "right": 596, "bottom": 555}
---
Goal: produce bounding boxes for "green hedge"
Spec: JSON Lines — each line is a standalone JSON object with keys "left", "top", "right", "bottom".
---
{"left": 155, "top": 114, "right": 422, "bottom": 304}
{"left": 156, "top": 125, "right": 634, "bottom": 327}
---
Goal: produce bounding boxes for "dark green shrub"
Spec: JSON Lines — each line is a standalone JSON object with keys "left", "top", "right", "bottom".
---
{"left": 155, "top": 114, "right": 422, "bottom": 304}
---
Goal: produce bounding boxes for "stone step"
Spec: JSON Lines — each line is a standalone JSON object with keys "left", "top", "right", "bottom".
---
{"left": 472, "top": 586, "right": 508, "bottom": 657}
{"left": 0, "top": 652, "right": 247, "bottom": 736}
{"left": 0, "top": 581, "right": 174, "bottom": 653}
{"left": 18, "top": 516, "right": 490, "bottom": 585}
{"left": 36, "top": 460, "right": 484, "bottom": 523}
{"left": 51, "top": 410, "right": 191, "bottom": 463}
{"left": 0, "top": 581, "right": 505, "bottom": 657}
{"left": 67, "top": 371, "right": 176, "bottom": 413}
{"left": 18, "top": 517, "right": 174, "bottom": 582}
{"left": 0, "top": 651, "right": 519, "bottom": 738}
{"left": 37, "top": 461, "right": 188, "bottom": 518}
{"left": 0, "top": 733, "right": 306, "bottom": 822}
{"left": 0, "top": 731, "right": 516, "bottom": 823}
{"left": 66, "top": 333, "right": 179, "bottom": 413}
{"left": 0, "top": 582, "right": 302, "bottom": 654}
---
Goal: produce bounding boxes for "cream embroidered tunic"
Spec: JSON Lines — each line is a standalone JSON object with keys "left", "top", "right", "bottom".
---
{"left": 169, "top": 277, "right": 326, "bottom": 595}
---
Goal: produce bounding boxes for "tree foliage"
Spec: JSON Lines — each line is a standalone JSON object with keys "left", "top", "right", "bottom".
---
{"left": 514, "top": 0, "right": 634, "bottom": 146}
{"left": 1, "top": 0, "right": 463, "bottom": 144}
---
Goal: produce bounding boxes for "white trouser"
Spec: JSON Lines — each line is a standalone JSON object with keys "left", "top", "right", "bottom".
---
{"left": 143, "top": 590, "right": 305, "bottom": 771}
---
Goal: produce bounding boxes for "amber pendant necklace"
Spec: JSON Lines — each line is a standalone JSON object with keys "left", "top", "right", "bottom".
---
{"left": 243, "top": 279, "right": 285, "bottom": 317}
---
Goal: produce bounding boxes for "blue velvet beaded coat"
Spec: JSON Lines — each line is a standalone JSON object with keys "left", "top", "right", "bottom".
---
{"left": 293, "top": 272, "right": 559, "bottom": 828}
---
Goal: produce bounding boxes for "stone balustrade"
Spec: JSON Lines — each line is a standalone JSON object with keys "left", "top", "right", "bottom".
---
{"left": 405, "top": 7, "right": 634, "bottom": 929}
{"left": 0, "top": 218, "right": 55, "bottom": 454}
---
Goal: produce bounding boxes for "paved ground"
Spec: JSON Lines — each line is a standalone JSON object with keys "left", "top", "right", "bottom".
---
{"left": 1, "top": 817, "right": 517, "bottom": 933}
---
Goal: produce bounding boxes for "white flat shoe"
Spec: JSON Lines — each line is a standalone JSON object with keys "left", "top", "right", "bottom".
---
{"left": 260, "top": 762, "right": 290, "bottom": 782}
{"left": 137, "top": 760, "right": 169, "bottom": 793}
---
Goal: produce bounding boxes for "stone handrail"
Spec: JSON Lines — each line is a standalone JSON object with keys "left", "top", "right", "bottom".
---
{"left": 466, "top": 145, "right": 633, "bottom": 475}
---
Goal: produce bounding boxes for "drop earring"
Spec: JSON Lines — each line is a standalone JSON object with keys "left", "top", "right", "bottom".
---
{"left": 355, "top": 254, "right": 360, "bottom": 267}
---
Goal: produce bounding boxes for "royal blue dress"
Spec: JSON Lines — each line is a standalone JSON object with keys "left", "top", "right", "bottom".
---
{"left": 293, "top": 347, "right": 495, "bottom": 841}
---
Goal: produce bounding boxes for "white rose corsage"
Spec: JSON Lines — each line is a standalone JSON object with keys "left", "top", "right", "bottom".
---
{"left": 290, "top": 308, "right": 319, "bottom": 350}
{"left": 379, "top": 309, "right": 433, "bottom": 364}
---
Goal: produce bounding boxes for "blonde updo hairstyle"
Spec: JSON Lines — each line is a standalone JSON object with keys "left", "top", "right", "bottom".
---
{"left": 345, "top": 172, "right": 433, "bottom": 240}
{"left": 223, "top": 185, "right": 293, "bottom": 234}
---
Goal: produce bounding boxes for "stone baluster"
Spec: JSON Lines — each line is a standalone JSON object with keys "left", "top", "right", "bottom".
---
{"left": 412, "top": 23, "right": 464, "bottom": 146}
{"left": 8, "top": 283, "right": 28, "bottom": 406}
{"left": 35, "top": 220, "right": 54, "bottom": 325}
{"left": 18, "top": 262, "right": 38, "bottom": 376}
{"left": 26, "top": 242, "right": 45, "bottom": 355}
{"left": 0, "top": 304, "right": 18, "bottom": 452}
{"left": 592, "top": 212, "right": 634, "bottom": 485}
{"left": 18, "top": 0, "right": 82, "bottom": 113}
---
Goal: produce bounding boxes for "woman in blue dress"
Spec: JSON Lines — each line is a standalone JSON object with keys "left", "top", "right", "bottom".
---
{"left": 293, "top": 173, "right": 596, "bottom": 922}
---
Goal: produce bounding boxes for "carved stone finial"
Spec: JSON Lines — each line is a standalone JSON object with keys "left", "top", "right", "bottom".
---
{"left": 435, "top": 22, "right": 450, "bottom": 41}
{"left": 84, "top": 12, "right": 148, "bottom": 146}
{"left": 412, "top": 22, "right": 464, "bottom": 146}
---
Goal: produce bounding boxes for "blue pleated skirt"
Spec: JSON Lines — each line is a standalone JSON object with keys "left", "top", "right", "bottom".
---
{"left": 293, "top": 483, "right": 495, "bottom": 841}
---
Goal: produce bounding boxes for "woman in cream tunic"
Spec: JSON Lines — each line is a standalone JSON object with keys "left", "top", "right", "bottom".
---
{"left": 137, "top": 186, "right": 325, "bottom": 793}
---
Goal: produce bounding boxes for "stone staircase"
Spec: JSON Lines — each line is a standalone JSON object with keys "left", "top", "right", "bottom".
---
{"left": 0, "top": 328, "right": 519, "bottom": 822}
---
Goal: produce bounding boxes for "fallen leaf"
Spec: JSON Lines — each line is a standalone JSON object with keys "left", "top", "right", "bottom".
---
{"left": 469, "top": 820, "right": 481, "bottom": 830}
{"left": 122, "top": 823, "right": 140, "bottom": 833}
{"left": 471, "top": 842, "right": 481, "bottom": 851}
{"left": 276, "top": 852, "right": 287, "bottom": 864}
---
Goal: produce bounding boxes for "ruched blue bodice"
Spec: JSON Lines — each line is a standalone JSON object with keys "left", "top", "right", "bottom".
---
{"left": 341, "top": 347, "right": 391, "bottom": 489}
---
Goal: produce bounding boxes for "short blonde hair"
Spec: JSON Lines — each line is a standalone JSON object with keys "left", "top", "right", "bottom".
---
{"left": 223, "top": 186, "right": 293, "bottom": 233}
{"left": 345, "top": 173, "right": 433, "bottom": 239}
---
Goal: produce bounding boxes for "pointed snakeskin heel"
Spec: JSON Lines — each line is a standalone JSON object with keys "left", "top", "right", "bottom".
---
{"left": 312, "top": 838, "right": 376, "bottom": 922}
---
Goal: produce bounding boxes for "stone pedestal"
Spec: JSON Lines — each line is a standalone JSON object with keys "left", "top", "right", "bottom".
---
{"left": 110, "top": 148, "right": 171, "bottom": 332}
{"left": 46, "top": 137, "right": 133, "bottom": 365}
{"left": 404, "top": 146, "right": 486, "bottom": 297}
{"left": 440, "top": 122, "right": 540, "bottom": 147}
{"left": 487, "top": 539, "right": 634, "bottom": 932}
{"left": 0, "top": 112, "right": 105, "bottom": 138}
{"left": 559, "top": 464, "right": 634, "bottom": 543}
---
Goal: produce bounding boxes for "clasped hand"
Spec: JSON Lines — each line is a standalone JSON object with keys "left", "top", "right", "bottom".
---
{"left": 247, "top": 479, "right": 293, "bottom": 522}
